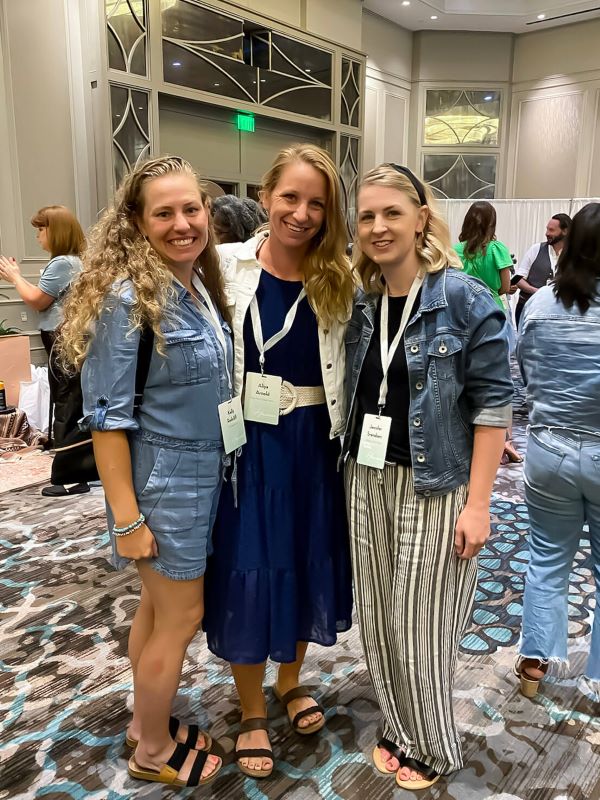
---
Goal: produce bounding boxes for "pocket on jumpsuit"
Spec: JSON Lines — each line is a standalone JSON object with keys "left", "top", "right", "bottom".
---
{"left": 524, "top": 430, "right": 566, "bottom": 494}
{"left": 164, "top": 330, "right": 213, "bottom": 386}
{"left": 136, "top": 447, "right": 199, "bottom": 533}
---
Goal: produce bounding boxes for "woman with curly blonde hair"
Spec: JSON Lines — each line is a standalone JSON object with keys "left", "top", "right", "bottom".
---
{"left": 342, "top": 164, "right": 513, "bottom": 790}
{"left": 203, "top": 143, "right": 354, "bottom": 778}
{"left": 60, "top": 155, "right": 229, "bottom": 788}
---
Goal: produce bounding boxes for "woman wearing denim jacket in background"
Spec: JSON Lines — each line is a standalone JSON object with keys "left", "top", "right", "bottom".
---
{"left": 515, "top": 202, "right": 600, "bottom": 703}
{"left": 342, "top": 164, "right": 512, "bottom": 791}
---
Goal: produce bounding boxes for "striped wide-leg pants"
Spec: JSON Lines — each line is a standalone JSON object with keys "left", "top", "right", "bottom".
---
{"left": 345, "top": 457, "right": 478, "bottom": 775}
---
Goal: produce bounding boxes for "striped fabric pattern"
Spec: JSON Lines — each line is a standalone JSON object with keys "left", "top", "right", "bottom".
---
{"left": 345, "top": 456, "right": 477, "bottom": 775}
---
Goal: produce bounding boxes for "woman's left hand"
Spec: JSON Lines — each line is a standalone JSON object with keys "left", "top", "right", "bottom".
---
{"left": 0, "top": 255, "right": 21, "bottom": 284}
{"left": 454, "top": 504, "right": 490, "bottom": 559}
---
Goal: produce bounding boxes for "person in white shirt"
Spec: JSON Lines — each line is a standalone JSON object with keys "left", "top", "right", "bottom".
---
{"left": 514, "top": 213, "right": 571, "bottom": 327}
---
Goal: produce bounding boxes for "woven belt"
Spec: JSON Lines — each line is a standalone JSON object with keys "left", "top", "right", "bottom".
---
{"left": 279, "top": 381, "right": 326, "bottom": 416}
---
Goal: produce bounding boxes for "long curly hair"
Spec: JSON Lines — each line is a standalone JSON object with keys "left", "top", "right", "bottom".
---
{"left": 458, "top": 201, "right": 497, "bottom": 258}
{"left": 353, "top": 164, "right": 462, "bottom": 294}
{"left": 59, "top": 156, "right": 228, "bottom": 369}
{"left": 259, "top": 144, "right": 354, "bottom": 326}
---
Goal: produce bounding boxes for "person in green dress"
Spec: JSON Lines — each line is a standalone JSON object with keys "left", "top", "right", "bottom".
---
{"left": 454, "top": 201, "right": 521, "bottom": 463}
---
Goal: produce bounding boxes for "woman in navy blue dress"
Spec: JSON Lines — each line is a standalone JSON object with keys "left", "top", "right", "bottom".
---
{"left": 203, "top": 144, "right": 354, "bottom": 778}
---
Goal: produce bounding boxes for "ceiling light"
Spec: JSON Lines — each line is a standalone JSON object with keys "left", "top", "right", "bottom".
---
{"left": 484, "top": 95, "right": 493, "bottom": 101}
{"left": 402, "top": 1, "right": 410, "bottom": 5}
{"left": 430, "top": 15, "right": 438, "bottom": 20}
{"left": 537, "top": 13, "right": 546, "bottom": 19}
{"left": 172, "top": 61, "right": 182, "bottom": 67}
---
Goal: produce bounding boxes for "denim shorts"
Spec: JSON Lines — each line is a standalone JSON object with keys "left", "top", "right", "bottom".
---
{"left": 108, "top": 430, "right": 224, "bottom": 580}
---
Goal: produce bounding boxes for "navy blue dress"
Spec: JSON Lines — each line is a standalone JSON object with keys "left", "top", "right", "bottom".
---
{"left": 204, "top": 270, "right": 353, "bottom": 664}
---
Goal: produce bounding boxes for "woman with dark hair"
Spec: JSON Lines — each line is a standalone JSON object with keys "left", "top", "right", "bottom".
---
{"left": 454, "top": 201, "right": 511, "bottom": 309}
{"left": 515, "top": 202, "right": 600, "bottom": 703}
{"left": 212, "top": 195, "right": 267, "bottom": 244}
{"left": 454, "top": 201, "right": 521, "bottom": 464}
{"left": 0, "top": 205, "right": 88, "bottom": 495}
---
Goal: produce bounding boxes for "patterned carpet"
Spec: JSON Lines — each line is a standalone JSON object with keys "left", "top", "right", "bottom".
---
{"left": 1, "top": 376, "right": 599, "bottom": 800}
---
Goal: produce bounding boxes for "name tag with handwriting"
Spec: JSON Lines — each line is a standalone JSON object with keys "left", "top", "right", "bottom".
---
{"left": 243, "top": 372, "right": 282, "bottom": 426}
{"left": 356, "top": 413, "right": 391, "bottom": 469}
{"left": 218, "top": 396, "right": 247, "bottom": 454}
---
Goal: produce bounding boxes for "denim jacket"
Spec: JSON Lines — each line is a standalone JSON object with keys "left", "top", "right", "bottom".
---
{"left": 81, "top": 275, "right": 233, "bottom": 443}
{"left": 342, "top": 268, "right": 513, "bottom": 496}
{"left": 517, "top": 284, "right": 600, "bottom": 432}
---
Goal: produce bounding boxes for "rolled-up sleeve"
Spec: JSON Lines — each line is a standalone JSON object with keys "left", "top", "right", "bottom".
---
{"left": 465, "top": 291, "right": 513, "bottom": 427}
{"left": 80, "top": 287, "right": 141, "bottom": 432}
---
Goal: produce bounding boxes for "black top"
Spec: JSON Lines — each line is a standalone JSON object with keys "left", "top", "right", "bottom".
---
{"left": 351, "top": 292, "right": 420, "bottom": 466}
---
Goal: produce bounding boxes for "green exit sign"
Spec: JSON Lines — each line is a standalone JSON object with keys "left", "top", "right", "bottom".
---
{"left": 236, "top": 112, "right": 255, "bottom": 132}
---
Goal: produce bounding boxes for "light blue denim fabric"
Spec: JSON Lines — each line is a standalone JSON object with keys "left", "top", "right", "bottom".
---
{"left": 517, "top": 284, "right": 600, "bottom": 431}
{"left": 517, "top": 285, "right": 600, "bottom": 692}
{"left": 343, "top": 268, "right": 513, "bottom": 496}
{"left": 81, "top": 279, "right": 232, "bottom": 440}
{"left": 38, "top": 255, "right": 82, "bottom": 331}
{"left": 520, "top": 427, "right": 600, "bottom": 684}
{"left": 81, "top": 278, "right": 232, "bottom": 580}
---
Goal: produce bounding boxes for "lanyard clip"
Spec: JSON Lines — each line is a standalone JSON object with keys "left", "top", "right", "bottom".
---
{"left": 259, "top": 352, "right": 265, "bottom": 375}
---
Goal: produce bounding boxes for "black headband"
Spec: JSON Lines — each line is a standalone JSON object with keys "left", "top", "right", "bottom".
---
{"left": 387, "top": 164, "right": 427, "bottom": 206}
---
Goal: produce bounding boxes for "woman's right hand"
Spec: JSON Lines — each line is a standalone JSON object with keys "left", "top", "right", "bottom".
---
{"left": 0, "top": 255, "right": 21, "bottom": 285}
{"left": 115, "top": 523, "right": 158, "bottom": 560}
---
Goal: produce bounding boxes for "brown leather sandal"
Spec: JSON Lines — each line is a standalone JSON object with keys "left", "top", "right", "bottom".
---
{"left": 273, "top": 685, "right": 325, "bottom": 735}
{"left": 235, "top": 717, "right": 273, "bottom": 779}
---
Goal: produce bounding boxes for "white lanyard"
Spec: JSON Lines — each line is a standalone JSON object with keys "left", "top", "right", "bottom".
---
{"left": 194, "top": 280, "right": 232, "bottom": 398}
{"left": 250, "top": 287, "right": 306, "bottom": 374}
{"left": 378, "top": 274, "right": 423, "bottom": 412}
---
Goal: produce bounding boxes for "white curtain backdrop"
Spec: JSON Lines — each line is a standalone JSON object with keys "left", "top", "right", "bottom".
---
{"left": 439, "top": 197, "right": 600, "bottom": 263}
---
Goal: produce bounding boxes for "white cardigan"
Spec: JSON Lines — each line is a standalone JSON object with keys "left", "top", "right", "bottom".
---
{"left": 218, "top": 234, "right": 348, "bottom": 439}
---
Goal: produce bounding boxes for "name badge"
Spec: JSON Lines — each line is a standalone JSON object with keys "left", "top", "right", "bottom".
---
{"left": 218, "top": 395, "right": 247, "bottom": 454}
{"left": 243, "top": 372, "right": 282, "bottom": 426}
{"left": 356, "top": 413, "right": 392, "bottom": 470}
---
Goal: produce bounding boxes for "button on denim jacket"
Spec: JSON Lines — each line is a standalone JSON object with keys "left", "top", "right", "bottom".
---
{"left": 342, "top": 268, "right": 513, "bottom": 496}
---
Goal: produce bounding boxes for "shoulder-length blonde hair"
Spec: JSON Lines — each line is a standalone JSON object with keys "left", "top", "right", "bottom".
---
{"left": 59, "top": 155, "right": 227, "bottom": 370}
{"left": 30, "top": 205, "right": 85, "bottom": 259}
{"left": 259, "top": 143, "right": 353, "bottom": 326}
{"left": 353, "top": 164, "right": 461, "bottom": 294}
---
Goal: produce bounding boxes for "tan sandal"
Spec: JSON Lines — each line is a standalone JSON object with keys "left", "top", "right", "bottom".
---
{"left": 395, "top": 757, "right": 441, "bottom": 791}
{"left": 128, "top": 742, "right": 221, "bottom": 786}
{"left": 514, "top": 657, "right": 548, "bottom": 698}
{"left": 273, "top": 684, "right": 325, "bottom": 735}
{"left": 235, "top": 717, "right": 273, "bottom": 779}
{"left": 372, "top": 738, "right": 405, "bottom": 775}
{"left": 125, "top": 715, "right": 212, "bottom": 751}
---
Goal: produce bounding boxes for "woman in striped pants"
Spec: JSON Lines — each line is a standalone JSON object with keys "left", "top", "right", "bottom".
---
{"left": 343, "top": 164, "right": 513, "bottom": 790}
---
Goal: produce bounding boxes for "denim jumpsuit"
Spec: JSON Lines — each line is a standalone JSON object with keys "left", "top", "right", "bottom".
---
{"left": 81, "top": 276, "right": 232, "bottom": 581}
{"left": 517, "top": 284, "right": 600, "bottom": 696}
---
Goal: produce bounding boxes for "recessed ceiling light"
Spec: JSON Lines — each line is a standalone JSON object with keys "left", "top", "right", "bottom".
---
{"left": 430, "top": 15, "right": 438, "bottom": 20}
{"left": 402, "top": 1, "right": 410, "bottom": 6}
{"left": 484, "top": 95, "right": 493, "bottom": 101}
{"left": 537, "top": 13, "right": 546, "bottom": 19}
{"left": 172, "top": 61, "right": 182, "bottom": 67}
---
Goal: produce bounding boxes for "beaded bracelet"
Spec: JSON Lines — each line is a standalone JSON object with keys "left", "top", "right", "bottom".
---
{"left": 113, "top": 513, "right": 146, "bottom": 537}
